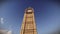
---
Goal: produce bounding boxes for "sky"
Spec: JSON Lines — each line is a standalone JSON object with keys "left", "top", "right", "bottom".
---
{"left": 0, "top": 0, "right": 60, "bottom": 34}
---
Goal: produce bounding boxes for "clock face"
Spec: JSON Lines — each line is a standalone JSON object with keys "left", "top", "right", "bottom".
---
{"left": 27, "top": 10, "right": 32, "bottom": 12}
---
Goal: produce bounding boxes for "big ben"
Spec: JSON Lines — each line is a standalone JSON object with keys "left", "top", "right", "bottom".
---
{"left": 20, "top": 7, "right": 37, "bottom": 34}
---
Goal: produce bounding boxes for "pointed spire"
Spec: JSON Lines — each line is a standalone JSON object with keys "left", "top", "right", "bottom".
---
{"left": 25, "top": 7, "right": 34, "bottom": 13}
{"left": 27, "top": 7, "right": 33, "bottom": 10}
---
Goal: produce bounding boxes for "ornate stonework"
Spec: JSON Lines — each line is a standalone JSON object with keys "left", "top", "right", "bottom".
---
{"left": 20, "top": 7, "right": 37, "bottom": 34}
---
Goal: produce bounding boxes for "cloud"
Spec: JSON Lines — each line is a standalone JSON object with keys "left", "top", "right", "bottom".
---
{"left": 7, "top": 30, "right": 12, "bottom": 34}
{"left": 0, "top": 30, "right": 8, "bottom": 34}
{"left": 0, "top": 17, "right": 4, "bottom": 24}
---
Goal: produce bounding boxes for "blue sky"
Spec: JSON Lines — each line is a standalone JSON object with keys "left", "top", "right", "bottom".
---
{"left": 0, "top": 0, "right": 60, "bottom": 34}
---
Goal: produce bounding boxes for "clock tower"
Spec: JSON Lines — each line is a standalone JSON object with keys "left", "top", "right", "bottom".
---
{"left": 20, "top": 7, "right": 37, "bottom": 34}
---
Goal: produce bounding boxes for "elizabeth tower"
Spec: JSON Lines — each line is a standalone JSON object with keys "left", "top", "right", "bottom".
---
{"left": 20, "top": 7, "right": 37, "bottom": 34}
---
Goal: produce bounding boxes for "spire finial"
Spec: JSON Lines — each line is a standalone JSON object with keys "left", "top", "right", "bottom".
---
{"left": 27, "top": 7, "right": 33, "bottom": 10}
{"left": 25, "top": 7, "right": 34, "bottom": 13}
